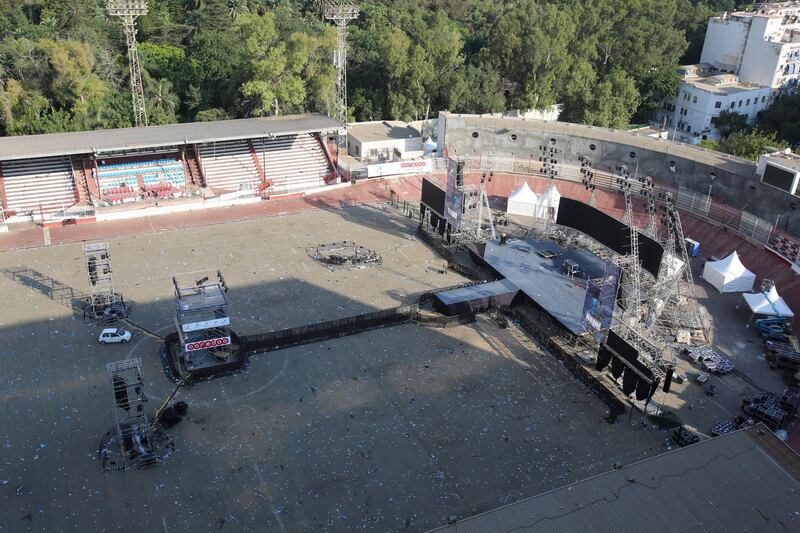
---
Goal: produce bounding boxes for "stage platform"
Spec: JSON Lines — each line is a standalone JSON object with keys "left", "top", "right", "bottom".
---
{"left": 433, "top": 279, "right": 519, "bottom": 315}
{"left": 482, "top": 238, "right": 614, "bottom": 335}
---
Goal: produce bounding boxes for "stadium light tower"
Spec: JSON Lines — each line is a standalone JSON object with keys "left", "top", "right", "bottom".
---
{"left": 324, "top": 1, "right": 359, "bottom": 150}
{"left": 106, "top": 1, "right": 148, "bottom": 128}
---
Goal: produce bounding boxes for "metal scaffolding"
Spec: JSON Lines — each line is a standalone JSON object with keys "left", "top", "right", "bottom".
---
{"left": 107, "top": 1, "right": 148, "bottom": 127}
{"left": 104, "top": 358, "right": 164, "bottom": 470}
{"left": 171, "top": 270, "right": 233, "bottom": 377}
{"left": 83, "top": 242, "right": 127, "bottom": 321}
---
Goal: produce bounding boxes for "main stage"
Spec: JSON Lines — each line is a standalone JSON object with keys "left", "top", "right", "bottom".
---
{"left": 479, "top": 238, "right": 616, "bottom": 335}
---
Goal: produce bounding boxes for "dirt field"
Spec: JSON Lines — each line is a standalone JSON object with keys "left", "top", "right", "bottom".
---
{"left": 0, "top": 205, "right": 671, "bottom": 532}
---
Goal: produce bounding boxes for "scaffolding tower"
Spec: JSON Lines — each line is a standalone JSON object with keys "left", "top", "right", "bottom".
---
{"left": 642, "top": 176, "right": 659, "bottom": 239}
{"left": 83, "top": 242, "right": 127, "bottom": 321}
{"left": 102, "top": 358, "right": 173, "bottom": 470}
{"left": 324, "top": 2, "right": 359, "bottom": 149}
{"left": 171, "top": 270, "right": 234, "bottom": 378}
{"left": 106, "top": 1, "right": 148, "bottom": 127}
{"left": 649, "top": 192, "right": 704, "bottom": 334}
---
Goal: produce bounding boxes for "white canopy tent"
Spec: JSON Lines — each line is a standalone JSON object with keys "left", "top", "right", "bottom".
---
{"left": 702, "top": 251, "right": 756, "bottom": 293}
{"left": 506, "top": 182, "right": 561, "bottom": 219}
{"left": 506, "top": 182, "right": 539, "bottom": 217}
{"left": 740, "top": 285, "right": 794, "bottom": 324}
{"left": 537, "top": 185, "right": 561, "bottom": 220}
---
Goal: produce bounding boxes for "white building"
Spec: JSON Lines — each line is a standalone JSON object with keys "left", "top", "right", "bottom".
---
{"left": 347, "top": 121, "right": 423, "bottom": 163}
{"left": 655, "top": 65, "right": 772, "bottom": 144}
{"left": 656, "top": 2, "right": 800, "bottom": 144}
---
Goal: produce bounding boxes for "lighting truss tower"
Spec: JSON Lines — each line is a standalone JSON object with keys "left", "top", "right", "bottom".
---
{"left": 614, "top": 168, "right": 643, "bottom": 326}
{"left": 642, "top": 176, "right": 659, "bottom": 239}
{"left": 578, "top": 155, "right": 596, "bottom": 207}
{"left": 84, "top": 242, "right": 127, "bottom": 321}
{"left": 477, "top": 153, "right": 497, "bottom": 242}
{"left": 107, "top": 1, "right": 148, "bottom": 128}
{"left": 655, "top": 192, "right": 703, "bottom": 333}
{"left": 538, "top": 140, "right": 560, "bottom": 235}
{"left": 324, "top": 2, "right": 359, "bottom": 148}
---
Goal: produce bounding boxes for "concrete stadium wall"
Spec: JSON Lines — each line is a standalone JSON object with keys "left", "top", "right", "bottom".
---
{"left": 439, "top": 112, "right": 800, "bottom": 235}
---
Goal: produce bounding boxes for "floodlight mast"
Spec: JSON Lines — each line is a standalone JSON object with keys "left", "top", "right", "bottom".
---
{"left": 324, "top": 2, "right": 359, "bottom": 152}
{"left": 106, "top": 1, "right": 148, "bottom": 128}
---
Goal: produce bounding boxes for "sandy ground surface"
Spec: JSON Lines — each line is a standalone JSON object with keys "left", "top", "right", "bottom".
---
{"left": 0, "top": 205, "right": 668, "bottom": 532}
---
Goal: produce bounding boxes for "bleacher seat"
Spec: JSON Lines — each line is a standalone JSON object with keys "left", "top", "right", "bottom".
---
{"left": 0, "top": 157, "right": 77, "bottom": 213}
{"left": 197, "top": 141, "right": 261, "bottom": 191}
{"left": 95, "top": 157, "right": 186, "bottom": 200}
{"left": 252, "top": 134, "right": 332, "bottom": 195}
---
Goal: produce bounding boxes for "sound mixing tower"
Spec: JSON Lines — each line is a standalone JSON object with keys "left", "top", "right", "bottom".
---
{"left": 170, "top": 271, "right": 241, "bottom": 379}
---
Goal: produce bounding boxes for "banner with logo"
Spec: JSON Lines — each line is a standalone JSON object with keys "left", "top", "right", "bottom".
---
{"left": 367, "top": 159, "right": 431, "bottom": 178}
{"left": 580, "top": 266, "right": 620, "bottom": 342}
{"left": 184, "top": 336, "right": 231, "bottom": 352}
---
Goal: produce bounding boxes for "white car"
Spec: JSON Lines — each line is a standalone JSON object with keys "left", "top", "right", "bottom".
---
{"left": 98, "top": 328, "right": 132, "bottom": 344}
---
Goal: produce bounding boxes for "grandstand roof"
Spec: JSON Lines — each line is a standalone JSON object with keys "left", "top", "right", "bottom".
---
{"left": 430, "top": 425, "right": 800, "bottom": 533}
{"left": 0, "top": 113, "right": 341, "bottom": 161}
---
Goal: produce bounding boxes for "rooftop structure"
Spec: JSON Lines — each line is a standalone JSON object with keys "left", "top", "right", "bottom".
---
{"left": 0, "top": 113, "right": 340, "bottom": 162}
{"left": 347, "top": 120, "right": 423, "bottom": 162}
{"left": 432, "top": 425, "right": 800, "bottom": 533}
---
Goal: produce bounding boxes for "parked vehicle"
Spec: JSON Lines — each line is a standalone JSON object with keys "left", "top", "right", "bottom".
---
{"left": 98, "top": 328, "right": 131, "bottom": 344}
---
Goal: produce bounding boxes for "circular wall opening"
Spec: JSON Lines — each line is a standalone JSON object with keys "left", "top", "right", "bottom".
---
{"left": 589, "top": 144, "right": 597, "bottom": 151}
{"left": 629, "top": 151, "right": 637, "bottom": 159}
{"left": 511, "top": 134, "right": 517, "bottom": 141}
{"left": 471, "top": 132, "right": 479, "bottom": 138}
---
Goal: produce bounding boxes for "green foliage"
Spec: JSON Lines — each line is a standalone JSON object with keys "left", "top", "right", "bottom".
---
{"left": 712, "top": 110, "right": 749, "bottom": 138}
{"left": 757, "top": 95, "right": 800, "bottom": 148}
{"left": 717, "top": 129, "right": 789, "bottom": 160}
{"left": 0, "top": 0, "right": 744, "bottom": 136}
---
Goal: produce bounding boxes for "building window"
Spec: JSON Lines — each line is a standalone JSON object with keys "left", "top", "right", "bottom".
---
{"left": 762, "top": 96, "right": 766, "bottom": 103}
{"left": 738, "top": 100, "right": 742, "bottom": 107}
{"left": 746, "top": 98, "right": 751, "bottom": 105}
{"left": 715, "top": 101, "right": 722, "bottom": 108}
{"left": 693, "top": 96, "right": 697, "bottom": 103}
{"left": 730, "top": 102, "right": 735, "bottom": 108}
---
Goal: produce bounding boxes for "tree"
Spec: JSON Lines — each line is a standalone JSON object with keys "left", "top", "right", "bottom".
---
{"left": 227, "top": 0, "right": 250, "bottom": 19}
{"left": 147, "top": 78, "right": 180, "bottom": 119}
{"left": 716, "top": 129, "right": 789, "bottom": 160}
{"left": 712, "top": 110, "right": 749, "bottom": 138}
{"left": 758, "top": 94, "right": 800, "bottom": 148}
{"left": 489, "top": 1, "right": 576, "bottom": 110}
{"left": 583, "top": 69, "right": 640, "bottom": 129}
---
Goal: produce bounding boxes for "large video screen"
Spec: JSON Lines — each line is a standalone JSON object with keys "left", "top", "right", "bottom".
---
{"left": 556, "top": 198, "right": 663, "bottom": 277}
{"left": 762, "top": 163, "right": 796, "bottom": 193}
{"left": 421, "top": 177, "right": 446, "bottom": 216}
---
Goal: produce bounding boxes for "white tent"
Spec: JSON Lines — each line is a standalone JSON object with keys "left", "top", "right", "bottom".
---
{"left": 507, "top": 182, "right": 539, "bottom": 217}
{"left": 507, "top": 183, "right": 561, "bottom": 219}
{"left": 702, "top": 251, "right": 756, "bottom": 293}
{"left": 741, "top": 285, "right": 794, "bottom": 321}
{"left": 535, "top": 185, "right": 561, "bottom": 220}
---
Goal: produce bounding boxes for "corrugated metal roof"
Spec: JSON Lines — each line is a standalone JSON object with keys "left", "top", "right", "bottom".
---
{"left": 430, "top": 426, "right": 800, "bottom": 533}
{"left": 0, "top": 113, "right": 341, "bottom": 161}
